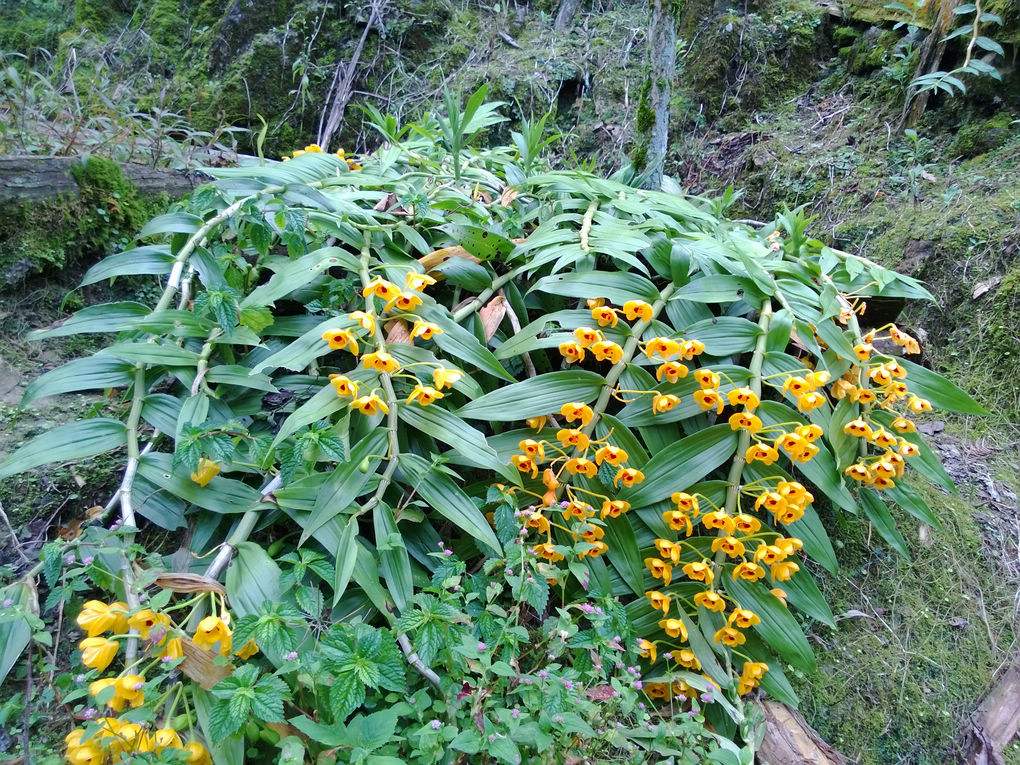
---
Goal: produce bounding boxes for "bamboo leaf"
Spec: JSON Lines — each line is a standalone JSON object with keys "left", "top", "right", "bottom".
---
{"left": 397, "top": 454, "right": 501, "bottom": 554}
{"left": 332, "top": 519, "right": 359, "bottom": 607}
{"left": 373, "top": 502, "right": 413, "bottom": 612}
{"left": 80, "top": 245, "right": 174, "bottom": 286}
{"left": 899, "top": 358, "right": 987, "bottom": 415}
{"left": 726, "top": 577, "right": 816, "bottom": 672}
{"left": 530, "top": 271, "right": 659, "bottom": 304}
{"left": 22, "top": 356, "right": 133, "bottom": 404}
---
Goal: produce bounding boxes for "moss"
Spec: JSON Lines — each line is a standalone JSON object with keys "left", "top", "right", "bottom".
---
{"left": 839, "top": 27, "right": 900, "bottom": 75}
{"left": 73, "top": 0, "right": 113, "bottom": 31}
{"left": 678, "top": 3, "right": 826, "bottom": 122}
{"left": 0, "top": 158, "right": 165, "bottom": 287}
{"left": 947, "top": 112, "right": 1016, "bottom": 159}
{"left": 796, "top": 476, "right": 1016, "bottom": 763}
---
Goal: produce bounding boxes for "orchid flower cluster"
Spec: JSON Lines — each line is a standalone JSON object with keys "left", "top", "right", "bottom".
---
{"left": 66, "top": 595, "right": 249, "bottom": 764}
{"left": 322, "top": 270, "right": 464, "bottom": 415}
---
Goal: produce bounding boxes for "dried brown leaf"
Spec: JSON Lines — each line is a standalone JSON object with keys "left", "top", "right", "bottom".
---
{"left": 153, "top": 573, "right": 227, "bottom": 595}
{"left": 479, "top": 296, "right": 507, "bottom": 341}
{"left": 180, "top": 636, "right": 233, "bottom": 689}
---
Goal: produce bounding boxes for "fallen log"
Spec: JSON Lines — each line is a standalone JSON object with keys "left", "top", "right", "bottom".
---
{"left": 757, "top": 701, "right": 849, "bottom": 765}
{"left": 0, "top": 155, "right": 203, "bottom": 202}
{"left": 959, "top": 656, "right": 1020, "bottom": 765}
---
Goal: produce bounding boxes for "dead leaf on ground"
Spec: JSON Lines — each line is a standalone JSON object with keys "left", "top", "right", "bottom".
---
{"left": 972, "top": 277, "right": 1002, "bottom": 300}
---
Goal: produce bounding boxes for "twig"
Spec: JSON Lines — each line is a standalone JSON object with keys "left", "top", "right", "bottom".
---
{"left": 0, "top": 500, "right": 32, "bottom": 566}
{"left": 397, "top": 633, "right": 442, "bottom": 690}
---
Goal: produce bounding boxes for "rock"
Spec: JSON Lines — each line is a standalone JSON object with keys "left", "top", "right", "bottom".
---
{"left": 900, "top": 239, "right": 934, "bottom": 275}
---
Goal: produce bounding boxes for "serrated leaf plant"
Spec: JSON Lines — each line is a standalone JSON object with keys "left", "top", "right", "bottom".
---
{"left": 0, "top": 90, "right": 983, "bottom": 761}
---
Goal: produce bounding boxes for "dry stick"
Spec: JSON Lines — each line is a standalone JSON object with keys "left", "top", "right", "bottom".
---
{"left": 0, "top": 500, "right": 32, "bottom": 566}
{"left": 317, "top": 0, "right": 385, "bottom": 151}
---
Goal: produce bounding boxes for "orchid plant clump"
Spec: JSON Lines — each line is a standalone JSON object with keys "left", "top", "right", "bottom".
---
{"left": 0, "top": 88, "right": 984, "bottom": 762}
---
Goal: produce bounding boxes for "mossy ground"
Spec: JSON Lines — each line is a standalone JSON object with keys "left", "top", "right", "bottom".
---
{"left": 794, "top": 461, "right": 1018, "bottom": 763}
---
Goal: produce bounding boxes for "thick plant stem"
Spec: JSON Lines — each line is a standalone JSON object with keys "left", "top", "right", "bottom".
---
{"left": 723, "top": 301, "right": 773, "bottom": 516}
{"left": 119, "top": 365, "right": 147, "bottom": 659}
{"left": 358, "top": 236, "right": 401, "bottom": 517}
{"left": 154, "top": 195, "right": 255, "bottom": 313}
{"left": 581, "top": 282, "right": 678, "bottom": 438}
{"left": 451, "top": 263, "right": 531, "bottom": 323}
{"left": 187, "top": 474, "right": 282, "bottom": 631}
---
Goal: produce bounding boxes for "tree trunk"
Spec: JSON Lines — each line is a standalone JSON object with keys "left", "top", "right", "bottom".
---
{"left": 644, "top": 0, "right": 677, "bottom": 190}
{"left": 757, "top": 701, "right": 849, "bottom": 765}
{"left": 553, "top": 0, "right": 582, "bottom": 31}
{"left": 900, "top": 0, "right": 961, "bottom": 128}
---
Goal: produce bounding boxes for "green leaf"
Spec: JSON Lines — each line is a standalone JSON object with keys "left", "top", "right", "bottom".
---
{"left": 672, "top": 275, "right": 764, "bottom": 304}
{"left": 0, "top": 418, "right": 127, "bottom": 480}
{"left": 226, "top": 542, "right": 284, "bottom": 617}
{"left": 602, "top": 515, "right": 645, "bottom": 597}
{"left": 27, "top": 302, "right": 151, "bottom": 340}
{"left": 457, "top": 370, "right": 604, "bottom": 422}
{"left": 433, "top": 257, "right": 492, "bottom": 290}
{"left": 756, "top": 401, "right": 858, "bottom": 514}
{"left": 860, "top": 489, "right": 910, "bottom": 559}
{"left": 251, "top": 316, "right": 354, "bottom": 374}
{"left": 443, "top": 223, "right": 516, "bottom": 260}
{"left": 620, "top": 425, "right": 738, "bottom": 508}
{"left": 812, "top": 318, "right": 857, "bottom": 360}
{"left": 726, "top": 577, "right": 816, "bottom": 672}
{"left": 421, "top": 306, "right": 514, "bottom": 382}
{"left": 101, "top": 342, "right": 199, "bottom": 367}
{"left": 140, "top": 211, "right": 201, "bottom": 237}
{"left": 0, "top": 582, "right": 34, "bottom": 687}
{"left": 531, "top": 270, "right": 659, "bottom": 304}
{"left": 870, "top": 410, "right": 954, "bottom": 492}
{"left": 135, "top": 452, "right": 262, "bottom": 514}
{"left": 329, "top": 669, "right": 367, "bottom": 722}
{"left": 242, "top": 247, "right": 358, "bottom": 308}
{"left": 397, "top": 403, "right": 509, "bottom": 478}
{"left": 826, "top": 397, "right": 860, "bottom": 470}
{"left": 193, "top": 687, "right": 244, "bottom": 765}
{"left": 886, "top": 481, "right": 939, "bottom": 527}
{"left": 683, "top": 316, "right": 763, "bottom": 357}
{"left": 205, "top": 365, "right": 278, "bottom": 393}
{"left": 333, "top": 519, "right": 359, "bottom": 607}
{"left": 303, "top": 429, "right": 388, "bottom": 544}
{"left": 398, "top": 453, "right": 502, "bottom": 554}
{"left": 80, "top": 245, "right": 174, "bottom": 286}
{"left": 22, "top": 356, "right": 133, "bottom": 404}
{"left": 765, "top": 308, "right": 793, "bottom": 352}
{"left": 374, "top": 502, "right": 413, "bottom": 612}
{"left": 775, "top": 566, "right": 836, "bottom": 627}
{"left": 899, "top": 358, "right": 988, "bottom": 415}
